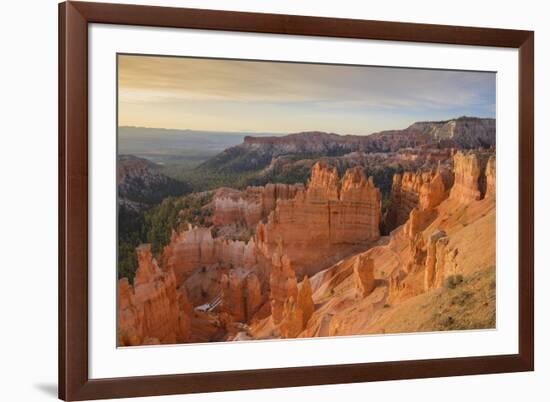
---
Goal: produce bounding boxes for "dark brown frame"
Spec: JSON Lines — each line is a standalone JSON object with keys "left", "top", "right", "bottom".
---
{"left": 59, "top": 1, "right": 534, "bottom": 400}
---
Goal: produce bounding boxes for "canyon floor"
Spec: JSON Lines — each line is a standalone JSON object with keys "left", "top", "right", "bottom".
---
{"left": 117, "top": 118, "right": 496, "bottom": 346}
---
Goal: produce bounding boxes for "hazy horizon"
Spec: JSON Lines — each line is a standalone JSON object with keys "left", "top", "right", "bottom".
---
{"left": 118, "top": 54, "right": 496, "bottom": 134}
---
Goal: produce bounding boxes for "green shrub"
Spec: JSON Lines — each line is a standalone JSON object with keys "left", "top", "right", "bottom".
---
{"left": 445, "top": 274, "right": 464, "bottom": 289}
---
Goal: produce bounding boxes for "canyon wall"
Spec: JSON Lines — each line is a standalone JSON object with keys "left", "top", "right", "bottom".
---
{"left": 118, "top": 245, "right": 192, "bottom": 346}
{"left": 161, "top": 226, "right": 260, "bottom": 286}
{"left": 257, "top": 162, "right": 381, "bottom": 278}
{"left": 212, "top": 183, "right": 303, "bottom": 228}
{"left": 485, "top": 155, "right": 496, "bottom": 198}
{"left": 449, "top": 151, "right": 484, "bottom": 203}
{"left": 384, "top": 168, "right": 450, "bottom": 232}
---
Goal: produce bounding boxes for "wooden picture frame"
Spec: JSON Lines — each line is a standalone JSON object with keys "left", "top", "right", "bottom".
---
{"left": 59, "top": 1, "right": 534, "bottom": 400}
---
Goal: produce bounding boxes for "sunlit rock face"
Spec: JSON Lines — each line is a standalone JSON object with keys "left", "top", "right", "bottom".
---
{"left": 353, "top": 255, "right": 376, "bottom": 297}
{"left": 161, "top": 226, "right": 260, "bottom": 286}
{"left": 384, "top": 168, "right": 451, "bottom": 232}
{"left": 485, "top": 155, "right": 496, "bottom": 198}
{"left": 117, "top": 245, "right": 192, "bottom": 346}
{"left": 212, "top": 184, "right": 303, "bottom": 228}
{"left": 257, "top": 161, "right": 381, "bottom": 278}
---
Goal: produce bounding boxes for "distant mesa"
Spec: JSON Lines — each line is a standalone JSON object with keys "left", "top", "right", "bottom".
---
{"left": 202, "top": 117, "right": 495, "bottom": 173}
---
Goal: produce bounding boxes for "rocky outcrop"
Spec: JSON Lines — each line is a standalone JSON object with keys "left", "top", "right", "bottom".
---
{"left": 245, "top": 273, "right": 263, "bottom": 321}
{"left": 220, "top": 271, "right": 246, "bottom": 322}
{"left": 405, "top": 233, "right": 427, "bottom": 274}
{"left": 485, "top": 155, "right": 496, "bottom": 198}
{"left": 384, "top": 168, "right": 449, "bottom": 232}
{"left": 424, "top": 230, "right": 450, "bottom": 291}
{"left": 161, "top": 226, "right": 260, "bottom": 286}
{"left": 419, "top": 171, "right": 447, "bottom": 210}
{"left": 161, "top": 227, "right": 215, "bottom": 284}
{"left": 118, "top": 245, "right": 192, "bottom": 346}
{"left": 118, "top": 278, "right": 144, "bottom": 346}
{"left": 257, "top": 162, "right": 381, "bottom": 277}
{"left": 449, "top": 152, "right": 483, "bottom": 203}
{"left": 353, "top": 255, "right": 376, "bottom": 297}
{"left": 403, "top": 207, "right": 435, "bottom": 239}
{"left": 269, "top": 245, "right": 298, "bottom": 325}
{"left": 212, "top": 184, "right": 302, "bottom": 228}
{"left": 279, "top": 276, "right": 315, "bottom": 338}
{"left": 220, "top": 270, "right": 264, "bottom": 323}
{"left": 407, "top": 116, "right": 496, "bottom": 149}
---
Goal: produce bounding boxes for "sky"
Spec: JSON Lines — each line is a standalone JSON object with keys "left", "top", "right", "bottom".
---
{"left": 118, "top": 54, "right": 496, "bottom": 135}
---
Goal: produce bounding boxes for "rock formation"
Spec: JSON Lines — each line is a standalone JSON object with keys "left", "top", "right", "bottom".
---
{"left": 245, "top": 273, "right": 263, "bottom": 321}
{"left": 204, "top": 117, "right": 494, "bottom": 174}
{"left": 407, "top": 116, "right": 496, "bottom": 148}
{"left": 118, "top": 278, "right": 144, "bottom": 346}
{"left": 118, "top": 245, "right": 192, "bottom": 346}
{"left": 449, "top": 151, "right": 484, "bottom": 203}
{"left": 269, "top": 244, "right": 298, "bottom": 325}
{"left": 278, "top": 276, "right": 315, "bottom": 338}
{"left": 353, "top": 255, "right": 376, "bottom": 297}
{"left": 485, "top": 155, "right": 496, "bottom": 198}
{"left": 384, "top": 168, "right": 449, "bottom": 232}
{"left": 220, "top": 271, "right": 246, "bottom": 322}
{"left": 405, "top": 233, "right": 427, "bottom": 274}
{"left": 220, "top": 270, "right": 264, "bottom": 323}
{"left": 419, "top": 171, "right": 447, "bottom": 210}
{"left": 257, "top": 161, "right": 381, "bottom": 277}
{"left": 161, "top": 226, "right": 260, "bottom": 286}
{"left": 424, "top": 230, "right": 450, "bottom": 291}
{"left": 212, "top": 184, "right": 302, "bottom": 228}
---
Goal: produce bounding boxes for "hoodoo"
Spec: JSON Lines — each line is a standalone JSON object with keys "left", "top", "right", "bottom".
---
{"left": 257, "top": 161, "right": 381, "bottom": 278}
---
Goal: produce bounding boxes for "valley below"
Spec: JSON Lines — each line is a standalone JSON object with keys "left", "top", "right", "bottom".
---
{"left": 117, "top": 116, "right": 496, "bottom": 346}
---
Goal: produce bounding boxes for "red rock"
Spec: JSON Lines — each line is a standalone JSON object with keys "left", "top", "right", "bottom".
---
{"left": 424, "top": 230, "right": 450, "bottom": 291}
{"left": 161, "top": 226, "right": 261, "bottom": 286}
{"left": 257, "top": 161, "right": 381, "bottom": 278}
{"left": 297, "top": 276, "right": 315, "bottom": 327}
{"left": 385, "top": 168, "right": 450, "bottom": 232}
{"left": 279, "top": 297, "right": 304, "bottom": 338}
{"left": 405, "top": 233, "right": 427, "bottom": 274}
{"left": 212, "top": 184, "right": 302, "bottom": 228}
{"left": 245, "top": 273, "right": 263, "bottom": 321}
{"left": 449, "top": 151, "right": 483, "bottom": 203}
{"left": 419, "top": 171, "right": 447, "bottom": 210}
{"left": 485, "top": 155, "right": 496, "bottom": 198}
{"left": 117, "top": 245, "right": 192, "bottom": 346}
{"left": 220, "top": 271, "right": 246, "bottom": 322}
{"left": 117, "top": 278, "right": 144, "bottom": 346}
{"left": 269, "top": 244, "right": 298, "bottom": 325}
{"left": 353, "top": 255, "right": 376, "bottom": 297}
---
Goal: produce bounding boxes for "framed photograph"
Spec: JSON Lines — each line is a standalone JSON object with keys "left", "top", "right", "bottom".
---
{"left": 59, "top": 1, "right": 534, "bottom": 400}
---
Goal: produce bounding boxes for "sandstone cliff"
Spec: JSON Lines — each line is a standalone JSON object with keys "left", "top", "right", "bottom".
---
{"left": 257, "top": 161, "right": 381, "bottom": 277}
{"left": 118, "top": 245, "right": 192, "bottom": 346}
{"left": 212, "top": 184, "right": 302, "bottom": 228}
{"left": 384, "top": 168, "right": 450, "bottom": 232}
{"left": 161, "top": 226, "right": 261, "bottom": 286}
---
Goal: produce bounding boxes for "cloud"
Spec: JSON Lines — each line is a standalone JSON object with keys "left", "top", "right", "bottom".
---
{"left": 118, "top": 54, "right": 495, "bottom": 133}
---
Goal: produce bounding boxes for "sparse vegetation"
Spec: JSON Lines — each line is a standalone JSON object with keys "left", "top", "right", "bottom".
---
{"left": 117, "top": 192, "right": 214, "bottom": 281}
{"left": 445, "top": 274, "right": 464, "bottom": 289}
